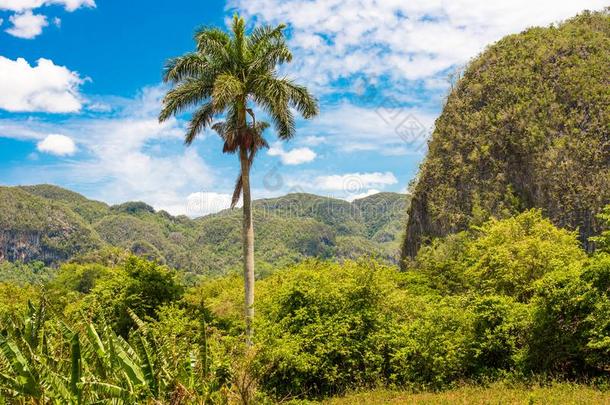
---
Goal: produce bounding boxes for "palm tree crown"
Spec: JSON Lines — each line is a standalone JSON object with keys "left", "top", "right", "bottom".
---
{"left": 159, "top": 14, "right": 318, "bottom": 148}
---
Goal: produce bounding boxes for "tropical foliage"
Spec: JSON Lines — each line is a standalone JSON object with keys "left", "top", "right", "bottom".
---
{"left": 1, "top": 209, "right": 608, "bottom": 402}
{"left": 0, "top": 301, "right": 225, "bottom": 403}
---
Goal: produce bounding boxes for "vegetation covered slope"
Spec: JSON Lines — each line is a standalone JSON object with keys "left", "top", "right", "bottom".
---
{"left": 19, "top": 184, "right": 111, "bottom": 223}
{"left": 0, "top": 185, "right": 407, "bottom": 274}
{"left": 0, "top": 187, "right": 104, "bottom": 263}
{"left": 403, "top": 10, "right": 610, "bottom": 259}
{"left": 194, "top": 192, "right": 407, "bottom": 274}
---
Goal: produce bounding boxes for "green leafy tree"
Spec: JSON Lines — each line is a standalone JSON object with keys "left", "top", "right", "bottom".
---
{"left": 159, "top": 15, "right": 318, "bottom": 343}
{"left": 69, "top": 257, "right": 183, "bottom": 337}
{"left": 410, "top": 210, "right": 586, "bottom": 301}
{"left": 463, "top": 210, "right": 586, "bottom": 301}
{"left": 591, "top": 205, "right": 610, "bottom": 253}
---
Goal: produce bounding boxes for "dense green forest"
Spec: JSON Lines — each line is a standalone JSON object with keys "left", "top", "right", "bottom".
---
{"left": 0, "top": 9, "right": 608, "bottom": 405}
{"left": 0, "top": 185, "right": 406, "bottom": 276}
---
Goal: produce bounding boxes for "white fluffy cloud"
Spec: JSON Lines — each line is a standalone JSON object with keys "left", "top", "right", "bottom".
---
{"left": 0, "top": 0, "right": 95, "bottom": 12}
{"left": 0, "top": 0, "right": 44, "bottom": 12}
{"left": 0, "top": 56, "right": 83, "bottom": 113}
{"left": 36, "top": 133, "right": 76, "bottom": 155}
{"left": 313, "top": 172, "right": 397, "bottom": 193}
{"left": 231, "top": 0, "right": 607, "bottom": 90}
{"left": 268, "top": 143, "right": 317, "bottom": 165}
{"left": 298, "top": 102, "right": 436, "bottom": 156}
{"left": 5, "top": 10, "right": 47, "bottom": 38}
{"left": 1, "top": 0, "right": 94, "bottom": 38}
{"left": 186, "top": 191, "right": 240, "bottom": 216}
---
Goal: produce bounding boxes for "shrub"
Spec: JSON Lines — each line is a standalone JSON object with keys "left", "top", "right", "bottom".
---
{"left": 464, "top": 210, "right": 586, "bottom": 301}
{"left": 254, "top": 260, "right": 410, "bottom": 398}
{"left": 76, "top": 256, "right": 183, "bottom": 336}
{"left": 382, "top": 296, "right": 474, "bottom": 389}
{"left": 411, "top": 210, "right": 586, "bottom": 301}
{"left": 409, "top": 232, "right": 471, "bottom": 294}
{"left": 525, "top": 254, "right": 610, "bottom": 374}
{"left": 468, "top": 295, "right": 530, "bottom": 375}
{"left": 591, "top": 205, "right": 610, "bottom": 253}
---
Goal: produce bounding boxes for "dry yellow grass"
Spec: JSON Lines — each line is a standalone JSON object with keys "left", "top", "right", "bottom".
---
{"left": 320, "top": 383, "right": 610, "bottom": 405}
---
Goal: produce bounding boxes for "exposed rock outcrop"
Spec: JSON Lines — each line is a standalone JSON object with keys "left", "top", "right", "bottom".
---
{"left": 402, "top": 10, "right": 610, "bottom": 260}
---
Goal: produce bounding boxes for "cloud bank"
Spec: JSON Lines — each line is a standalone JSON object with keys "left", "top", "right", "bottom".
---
{"left": 230, "top": 0, "right": 607, "bottom": 92}
{"left": 0, "top": 56, "right": 83, "bottom": 113}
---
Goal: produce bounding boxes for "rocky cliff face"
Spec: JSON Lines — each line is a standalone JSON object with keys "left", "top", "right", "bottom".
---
{"left": 0, "top": 231, "right": 68, "bottom": 263}
{"left": 0, "top": 187, "right": 105, "bottom": 265}
{"left": 402, "top": 11, "right": 610, "bottom": 260}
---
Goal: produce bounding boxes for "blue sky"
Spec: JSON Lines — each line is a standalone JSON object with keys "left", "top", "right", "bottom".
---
{"left": 0, "top": 0, "right": 606, "bottom": 216}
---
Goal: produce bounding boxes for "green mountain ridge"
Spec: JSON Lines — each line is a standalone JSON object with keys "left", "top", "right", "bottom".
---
{"left": 0, "top": 184, "right": 408, "bottom": 275}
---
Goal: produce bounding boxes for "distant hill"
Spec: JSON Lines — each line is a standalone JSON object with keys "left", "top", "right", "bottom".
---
{"left": 0, "top": 184, "right": 408, "bottom": 275}
{"left": 0, "top": 187, "right": 104, "bottom": 263}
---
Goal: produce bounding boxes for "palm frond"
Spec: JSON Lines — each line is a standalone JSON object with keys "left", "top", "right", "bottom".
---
{"left": 231, "top": 14, "right": 247, "bottom": 65}
{"left": 250, "top": 42, "right": 293, "bottom": 73}
{"left": 248, "top": 24, "right": 286, "bottom": 49}
{"left": 194, "top": 27, "right": 230, "bottom": 58}
{"left": 185, "top": 103, "right": 215, "bottom": 145}
{"left": 159, "top": 78, "right": 213, "bottom": 122}
{"left": 163, "top": 53, "right": 208, "bottom": 83}
{"left": 282, "top": 79, "right": 319, "bottom": 118}
{"left": 231, "top": 173, "right": 243, "bottom": 209}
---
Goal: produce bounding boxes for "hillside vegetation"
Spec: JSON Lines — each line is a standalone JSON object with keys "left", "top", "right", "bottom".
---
{"left": 0, "top": 187, "right": 103, "bottom": 263}
{"left": 403, "top": 10, "right": 610, "bottom": 259}
{"left": 0, "top": 185, "right": 407, "bottom": 274}
{"left": 0, "top": 209, "right": 609, "bottom": 402}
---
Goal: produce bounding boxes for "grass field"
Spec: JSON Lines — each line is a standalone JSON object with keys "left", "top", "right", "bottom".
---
{"left": 320, "top": 383, "right": 610, "bottom": 404}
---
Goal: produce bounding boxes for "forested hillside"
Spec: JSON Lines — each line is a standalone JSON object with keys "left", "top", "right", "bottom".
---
{"left": 403, "top": 10, "right": 610, "bottom": 259}
{"left": 0, "top": 185, "right": 407, "bottom": 274}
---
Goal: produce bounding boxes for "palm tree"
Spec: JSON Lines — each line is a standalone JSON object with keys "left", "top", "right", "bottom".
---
{"left": 159, "top": 15, "right": 318, "bottom": 343}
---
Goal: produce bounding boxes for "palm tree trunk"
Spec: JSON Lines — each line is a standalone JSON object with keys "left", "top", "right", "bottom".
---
{"left": 240, "top": 146, "right": 255, "bottom": 345}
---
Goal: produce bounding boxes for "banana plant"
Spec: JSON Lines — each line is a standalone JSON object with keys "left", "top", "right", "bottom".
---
{"left": 0, "top": 300, "right": 225, "bottom": 404}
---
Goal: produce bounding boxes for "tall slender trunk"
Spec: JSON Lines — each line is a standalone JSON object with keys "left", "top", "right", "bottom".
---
{"left": 240, "top": 138, "right": 255, "bottom": 346}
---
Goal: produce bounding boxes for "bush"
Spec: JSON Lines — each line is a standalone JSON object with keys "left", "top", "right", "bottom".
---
{"left": 409, "top": 232, "right": 471, "bottom": 294}
{"left": 526, "top": 253, "right": 610, "bottom": 374}
{"left": 74, "top": 256, "right": 184, "bottom": 336}
{"left": 468, "top": 295, "right": 530, "bottom": 375}
{"left": 254, "top": 260, "right": 411, "bottom": 398}
{"left": 591, "top": 205, "right": 610, "bottom": 253}
{"left": 464, "top": 210, "right": 586, "bottom": 301}
{"left": 382, "top": 296, "right": 474, "bottom": 389}
{"left": 410, "top": 210, "right": 586, "bottom": 301}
